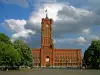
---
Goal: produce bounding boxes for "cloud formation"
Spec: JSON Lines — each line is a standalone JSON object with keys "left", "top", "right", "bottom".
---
{"left": 1, "top": 2, "right": 100, "bottom": 50}
{"left": 25, "top": 3, "right": 95, "bottom": 37}
{"left": 55, "top": 36, "right": 87, "bottom": 45}
{"left": 2, "top": 19, "right": 35, "bottom": 41}
{"left": 82, "top": 29, "right": 90, "bottom": 35}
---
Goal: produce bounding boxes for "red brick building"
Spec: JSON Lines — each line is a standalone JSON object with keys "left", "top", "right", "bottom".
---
{"left": 32, "top": 13, "right": 82, "bottom": 68}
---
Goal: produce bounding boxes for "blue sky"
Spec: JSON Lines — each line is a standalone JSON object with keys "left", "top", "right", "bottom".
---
{"left": 0, "top": 1, "right": 32, "bottom": 36}
{"left": 0, "top": 0, "right": 100, "bottom": 56}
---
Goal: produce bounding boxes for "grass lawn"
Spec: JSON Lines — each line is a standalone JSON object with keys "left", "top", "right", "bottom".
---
{"left": 0, "top": 68, "right": 100, "bottom": 75}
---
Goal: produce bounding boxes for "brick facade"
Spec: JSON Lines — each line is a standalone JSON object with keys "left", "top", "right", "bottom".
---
{"left": 32, "top": 15, "right": 82, "bottom": 68}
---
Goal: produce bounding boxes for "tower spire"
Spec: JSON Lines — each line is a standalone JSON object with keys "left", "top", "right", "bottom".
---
{"left": 45, "top": 9, "right": 48, "bottom": 19}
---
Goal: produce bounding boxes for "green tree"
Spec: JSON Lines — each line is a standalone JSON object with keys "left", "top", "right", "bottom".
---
{"left": 0, "top": 42, "right": 21, "bottom": 69}
{"left": 0, "top": 33, "right": 33, "bottom": 69}
{"left": 83, "top": 40, "right": 100, "bottom": 69}
{"left": 0, "top": 33, "right": 21, "bottom": 70}
{"left": 0, "top": 33, "right": 11, "bottom": 44}
{"left": 13, "top": 40, "right": 33, "bottom": 67}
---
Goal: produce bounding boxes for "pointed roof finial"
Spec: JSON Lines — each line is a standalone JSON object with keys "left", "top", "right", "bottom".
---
{"left": 45, "top": 9, "right": 48, "bottom": 19}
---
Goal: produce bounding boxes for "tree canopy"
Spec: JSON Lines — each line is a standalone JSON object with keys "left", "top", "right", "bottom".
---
{"left": 0, "top": 33, "right": 33, "bottom": 70}
{"left": 13, "top": 40, "right": 33, "bottom": 67}
{"left": 0, "top": 42, "right": 21, "bottom": 66}
{"left": 0, "top": 33, "right": 11, "bottom": 44}
{"left": 83, "top": 40, "right": 100, "bottom": 69}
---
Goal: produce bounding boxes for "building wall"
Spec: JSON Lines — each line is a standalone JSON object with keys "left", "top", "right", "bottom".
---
{"left": 40, "top": 49, "right": 54, "bottom": 67}
{"left": 32, "top": 49, "right": 40, "bottom": 67}
{"left": 32, "top": 49, "right": 82, "bottom": 68}
{"left": 54, "top": 49, "right": 82, "bottom": 68}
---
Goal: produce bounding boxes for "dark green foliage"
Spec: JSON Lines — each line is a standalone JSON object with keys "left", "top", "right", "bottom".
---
{"left": 0, "top": 42, "right": 21, "bottom": 66}
{"left": 83, "top": 40, "right": 100, "bottom": 69}
{"left": 0, "top": 33, "right": 33, "bottom": 69}
{"left": 0, "top": 33, "right": 21, "bottom": 68}
{"left": 13, "top": 40, "right": 33, "bottom": 67}
{"left": 0, "top": 33, "right": 11, "bottom": 44}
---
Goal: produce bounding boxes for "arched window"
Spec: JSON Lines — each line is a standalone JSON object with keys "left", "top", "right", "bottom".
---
{"left": 50, "top": 45, "right": 52, "bottom": 48}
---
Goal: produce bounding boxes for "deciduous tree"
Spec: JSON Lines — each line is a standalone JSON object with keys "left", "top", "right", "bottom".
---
{"left": 83, "top": 40, "right": 100, "bottom": 69}
{"left": 13, "top": 40, "right": 33, "bottom": 67}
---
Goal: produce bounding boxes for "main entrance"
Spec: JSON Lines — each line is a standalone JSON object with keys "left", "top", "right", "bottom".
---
{"left": 45, "top": 56, "right": 50, "bottom": 67}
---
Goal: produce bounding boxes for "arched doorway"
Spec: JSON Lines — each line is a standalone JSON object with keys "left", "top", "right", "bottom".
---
{"left": 45, "top": 56, "right": 50, "bottom": 67}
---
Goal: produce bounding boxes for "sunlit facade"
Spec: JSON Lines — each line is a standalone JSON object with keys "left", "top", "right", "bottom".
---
{"left": 32, "top": 13, "right": 82, "bottom": 68}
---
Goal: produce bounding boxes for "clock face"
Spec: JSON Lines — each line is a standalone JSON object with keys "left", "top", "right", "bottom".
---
{"left": 46, "top": 24, "right": 48, "bottom": 28}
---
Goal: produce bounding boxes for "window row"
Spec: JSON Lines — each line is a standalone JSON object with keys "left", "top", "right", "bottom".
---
{"left": 55, "top": 56, "right": 81, "bottom": 58}
{"left": 54, "top": 63, "right": 81, "bottom": 66}
{"left": 32, "top": 54, "right": 40, "bottom": 56}
{"left": 55, "top": 53, "right": 80, "bottom": 55}
{"left": 55, "top": 60, "right": 77, "bottom": 62}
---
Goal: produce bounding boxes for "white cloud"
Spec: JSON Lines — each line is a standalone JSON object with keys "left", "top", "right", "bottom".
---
{"left": 74, "top": 37, "right": 87, "bottom": 45}
{"left": 55, "top": 38, "right": 74, "bottom": 44}
{"left": 25, "top": 3, "right": 95, "bottom": 38}
{"left": 0, "top": 0, "right": 29, "bottom": 8}
{"left": 55, "top": 36, "right": 87, "bottom": 45}
{"left": 3, "top": 19, "right": 26, "bottom": 33}
{"left": 82, "top": 29, "right": 90, "bottom": 35}
{"left": 1, "top": 2, "right": 100, "bottom": 49}
{"left": 87, "top": 35, "right": 100, "bottom": 41}
{"left": 29, "top": 3, "right": 63, "bottom": 25}
{"left": 54, "top": 34, "right": 100, "bottom": 48}
{"left": 2, "top": 19, "right": 36, "bottom": 41}
{"left": 11, "top": 30, "right": 36, "bottom": 42}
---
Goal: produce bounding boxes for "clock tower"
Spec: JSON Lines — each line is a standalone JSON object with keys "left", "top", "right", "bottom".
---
{"left": 40, "top": 10, "right": 54, "bottom": 67}
{"left": 41, "top": 11, "right": 54, "bottom": 49}
{"left": 32, "top": 10, "right": 82, "bottom": 68}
